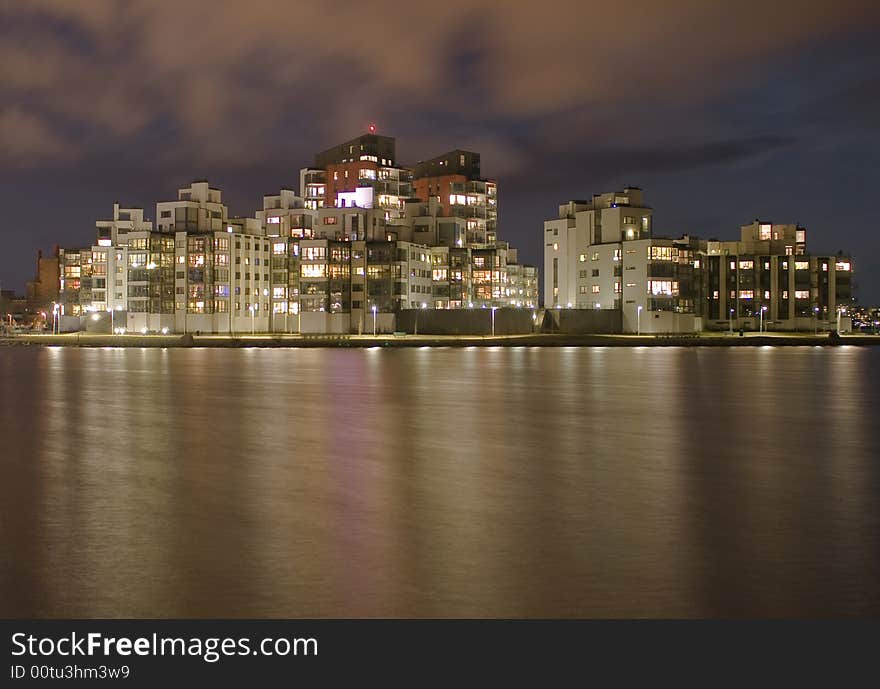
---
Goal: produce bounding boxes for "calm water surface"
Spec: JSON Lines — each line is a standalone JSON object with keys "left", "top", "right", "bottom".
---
{"left": 1, "top": 345, "right": 879, "bottom": 617}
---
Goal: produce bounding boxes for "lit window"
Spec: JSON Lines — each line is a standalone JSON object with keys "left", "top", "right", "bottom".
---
{"left": 835, "top": 261, "right": 851, "bottom": 271}
{"left": 795, "top": 290, "right": 810, "bottom": 299}
{"left": 553, "top": 243, "right": 558, "bottom": 251}
{"left": 647, "top": 280, "right": 677, "bottom": 296}
{"left": 591, "top": 285, "right": 600, "bottom": 293}
{"left": 739, "top": 260, "right": 753, "bottom": 270}
{"left": 759, "top": 224, "right": 772, "bottom": 240}
{"left": 578, "top": 254, "right": 586, "bottom": 262}
{"left": 739, "top": 290, "right": 754, "bottom": 299}
{"left": 795, "top": 261, "right": 809, "bottom": 270}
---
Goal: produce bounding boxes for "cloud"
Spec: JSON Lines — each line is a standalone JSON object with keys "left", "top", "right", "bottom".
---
{"left": 1, "top": 0, "right": 878, "bottom": 170}
{"left": 0, "top": 106, "right": 71, "bottom": 162}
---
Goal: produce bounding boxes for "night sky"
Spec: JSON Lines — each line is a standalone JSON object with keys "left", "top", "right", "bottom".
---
{"left": 2, "top": 1, "right": 879, "bottom": 302}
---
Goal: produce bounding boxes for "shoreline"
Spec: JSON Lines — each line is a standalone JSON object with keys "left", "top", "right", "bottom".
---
{"left": 2, "top": 332, "right": 879, "bottom": 348}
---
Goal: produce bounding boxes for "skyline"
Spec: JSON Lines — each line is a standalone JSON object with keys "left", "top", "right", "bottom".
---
{"left": 2, "top": 2, "right": 880, "bottom": 302}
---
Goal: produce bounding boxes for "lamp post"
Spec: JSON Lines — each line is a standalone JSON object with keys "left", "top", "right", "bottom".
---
{"left": 372, "top": 304, "right": 377, "bottom": 337}
{"left": 108, "top": 307, "right": 114, "bottom": 334}
{"left": 249, "top": 304, "right": 255, "bottom": 335}
{"left": 729, "top": 308, "right": 734, "bottom": 335}
{"left": 837, "top": 306, "right": 845, "bottom": 334}
{"left": 814, "top": 306, "right": 819, "bottom": 335}
{"left": 760, "top": 305, "right": 767, "bottom": 333}
{"left": 637, "top": 304, "right": 643, "bottom": 336}
{"left": 52, "top": 302, "right": 59, "bottom": 335}
{"left": 263, "top": 287, "right": 270, "bottom": 334}
{"left": 491, "top": 305, "right": 497, "bottom": 337}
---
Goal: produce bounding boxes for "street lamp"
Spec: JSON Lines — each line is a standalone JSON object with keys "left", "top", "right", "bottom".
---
{"left": 52, "top": 302, "right": 59, "bottom": 335}
{"left": 760, "top": 305, "right": 767, "bottom": 333}
{"left": 837, "top": 306, "right": 845, "bottom": 334}
{"left": 729, "top": 308, "right": 734, "bottom": 335}
{"left": 491, "top": 306, "right": 498, "bottom": 337}
{"left": 813, "top": 306, "right": 819, "bottom": 335}
{"left": 263, "top": 288, "right": 270, "bottom": 334}
{"left": 637, "top": 304, "right": 643, "bottom": 336}
{"left": 249, "top": 304, "right": 255, "bottom": 335}
{"left": 372, "top": 304, "right": 377, "bottom": 337}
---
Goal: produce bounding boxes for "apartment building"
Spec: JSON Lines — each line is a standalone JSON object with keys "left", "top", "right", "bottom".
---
{"left": 55, "top": 130, "right": 536, "bottom": 334}
{"left": 310, "top": 131, "right": 412, "bottom": 220}
{"left": 413, "top": 150, "right": 497, "bottom": 244}
{"left": 543, "top": 190, "right": 853, "bottom": 333}
{"left": 699, "top": 221, "right": 852, "bottom": 331}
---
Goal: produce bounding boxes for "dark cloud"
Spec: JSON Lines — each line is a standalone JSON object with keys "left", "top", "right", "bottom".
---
{"left": 2, "top": 1, "right": 880, "bottom": 300}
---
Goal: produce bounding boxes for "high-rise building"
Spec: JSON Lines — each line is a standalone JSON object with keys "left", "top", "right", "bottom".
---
{"left": 54, "top": 131, "right": 536, "bottom": 334}
{"left": 309, "top": 131, "right": 412, "bottom": 219}
{"left": 413, "top": 150, "right": 497, "bottom": 245}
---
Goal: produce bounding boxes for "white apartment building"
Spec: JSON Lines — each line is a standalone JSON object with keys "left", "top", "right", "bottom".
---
{"left": 96, "top": 203, "right": 152, "bottom": 246}
{"left": 156, "top": 181, "right": 228, "bottom": 234}
{"left": 543, "top": 190, "right": 854, "bottom": 333}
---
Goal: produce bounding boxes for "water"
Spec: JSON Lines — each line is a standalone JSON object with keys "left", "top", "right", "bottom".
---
{"left": 1, "top": 345, "right": 879, "bottom": 617}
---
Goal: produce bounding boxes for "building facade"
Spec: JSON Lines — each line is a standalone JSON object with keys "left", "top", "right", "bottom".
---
{"left": 544, "top": 190, "right": 853, "bottom": 333}
{"left": 55, "top": 131, "right": 537, "bottom": 334}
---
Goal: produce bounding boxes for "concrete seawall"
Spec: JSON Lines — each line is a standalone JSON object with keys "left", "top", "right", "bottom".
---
{"left": 3, "top": 333, "right": 879, "bottom": 348}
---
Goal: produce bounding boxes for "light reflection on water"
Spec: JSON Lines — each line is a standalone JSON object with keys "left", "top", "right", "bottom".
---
{"left": 1, "top": 346, "right": 879, "bottom": 617}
